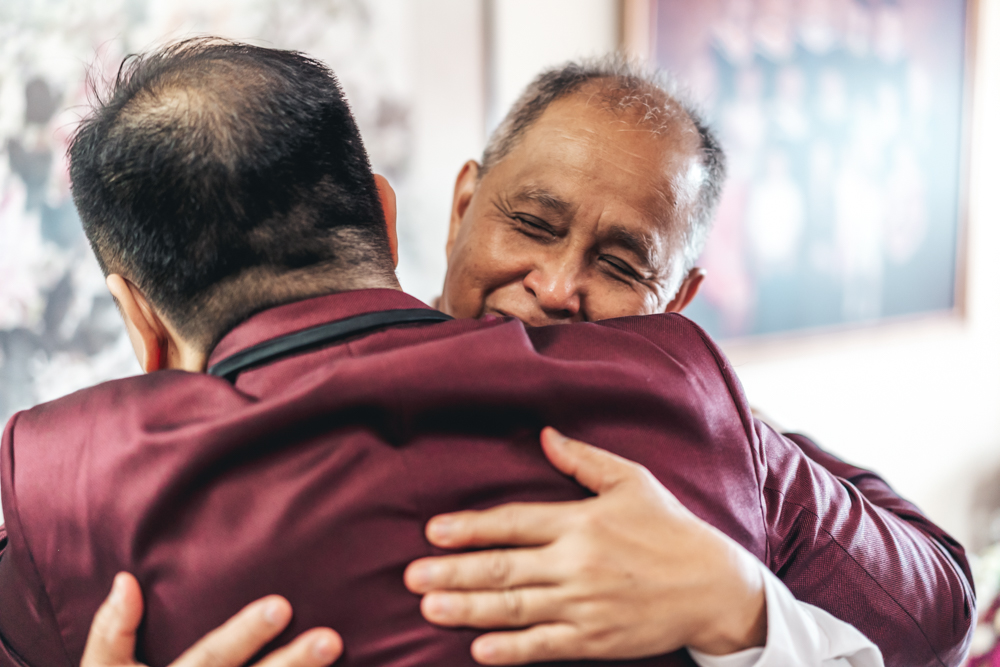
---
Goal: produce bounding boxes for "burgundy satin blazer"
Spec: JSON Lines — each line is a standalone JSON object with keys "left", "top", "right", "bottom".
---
{"left": 0, "top": 290, "right": 973, "bottom": 667}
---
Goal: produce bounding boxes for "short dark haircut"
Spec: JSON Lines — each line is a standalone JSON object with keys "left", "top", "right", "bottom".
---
{"left": 69, "top": 38, "right": 393, "bottom": 349}
{"left": 482, "top": 55, "right": 726, "bottom": 272}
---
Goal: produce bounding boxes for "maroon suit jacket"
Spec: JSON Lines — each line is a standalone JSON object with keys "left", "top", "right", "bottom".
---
{"left": 0, "top": 289, "right": 974, "bottom": 667}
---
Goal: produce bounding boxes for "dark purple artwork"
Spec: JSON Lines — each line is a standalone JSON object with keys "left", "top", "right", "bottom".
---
{"left": 653, "top": 0, "right": 968, "bottom": 338}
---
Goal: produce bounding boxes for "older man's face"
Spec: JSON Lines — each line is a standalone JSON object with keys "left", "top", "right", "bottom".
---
{"left": 439, "top": 93, "right": 707, "bottom": 326}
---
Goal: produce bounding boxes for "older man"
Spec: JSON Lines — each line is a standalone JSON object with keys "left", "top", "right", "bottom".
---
{"left": 14, "top": 48, "right": 969, "bottom": 667}
{"left": 438, "top": 61, "right": 718, "bottom": 326}
{"left": 412, "top": 58, "right": 972, "bottom": 667}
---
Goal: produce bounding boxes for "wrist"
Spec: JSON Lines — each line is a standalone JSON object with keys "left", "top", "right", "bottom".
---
{"left": 688, "top": 545, "right": 767, "bottom": 655}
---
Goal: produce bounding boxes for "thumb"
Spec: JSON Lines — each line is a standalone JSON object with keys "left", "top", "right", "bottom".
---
{"left": 81, "top": 572, "right": 145, "bottom": 667}
{"left": 540, "top": 427, "right": 639, "bottom": 495}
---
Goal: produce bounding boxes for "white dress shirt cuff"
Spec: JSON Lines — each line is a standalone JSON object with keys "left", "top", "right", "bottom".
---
{"left": 687, "top": 563, "right": 884, "bottom": 667}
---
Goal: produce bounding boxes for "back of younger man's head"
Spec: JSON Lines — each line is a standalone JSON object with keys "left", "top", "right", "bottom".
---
{"left": 70, "top": 38, "right": 395, "bottom": 350}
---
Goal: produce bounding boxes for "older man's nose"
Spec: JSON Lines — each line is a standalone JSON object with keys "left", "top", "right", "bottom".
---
{"left": 523, "top": 267, "right": 582, "bottom": 320}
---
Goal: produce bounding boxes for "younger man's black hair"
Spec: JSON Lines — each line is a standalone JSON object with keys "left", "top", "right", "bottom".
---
{"left": 70, "top": 38, "right": 394, "bottom": 349}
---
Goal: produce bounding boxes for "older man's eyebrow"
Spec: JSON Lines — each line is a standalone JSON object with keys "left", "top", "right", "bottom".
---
{"left": 605, "top": 224, "right": 660, "bottom": 269}
{"left": 510, "top": 187, "right": 572, "bottom": 215}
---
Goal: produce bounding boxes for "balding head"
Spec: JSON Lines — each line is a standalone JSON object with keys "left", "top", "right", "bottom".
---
{"left": 70, "top": 38, "right": 394, "bottom": 350}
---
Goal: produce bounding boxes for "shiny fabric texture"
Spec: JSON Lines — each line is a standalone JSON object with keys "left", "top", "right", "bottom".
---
{"left": 0, "top": 289, "right": 974, "bottom": 667}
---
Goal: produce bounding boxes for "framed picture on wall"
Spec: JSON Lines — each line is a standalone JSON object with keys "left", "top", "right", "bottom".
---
{"left": 623, "top": 0, "right": 975, "bottom": 341}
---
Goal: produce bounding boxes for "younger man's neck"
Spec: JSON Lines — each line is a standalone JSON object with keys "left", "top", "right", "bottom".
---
{"left": 180, "top": 264, "right": 403, "bottom": 370}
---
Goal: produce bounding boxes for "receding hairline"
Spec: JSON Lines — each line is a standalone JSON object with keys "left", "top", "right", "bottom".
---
{"left": 573, "top": 76, "right": 691, "bottom": 125}
{"left": 488, "top": 78, "right": 708, "bottom": 233}
{"left": 537, "top": 83, "right": 704, "bottom": 156}
{"left": 482, "top": 65, "right": 699, "bottom": 174}
{"left": 479, "top": 64, "right": 710, "bottom": 227}
{"left": 478, "top": 55, "right": 728, "bottom": 281}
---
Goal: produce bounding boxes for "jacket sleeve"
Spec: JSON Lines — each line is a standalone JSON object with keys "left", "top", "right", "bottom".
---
{"left": 0, "top": 527, "right": 24, "bottom": 667}
{"left": 0, "top": 415, "right": 73, "bottom": 667}
{"left": 760, "top": 421, "right": 975, "bottom": 667}
{"left": 689, "top": 560, "right": 885, "bottom": 667}
{"left": 665, "top": 314, "right": 975, "bottom": 667}
{"left": 784, "top": 431, "right": 974, "bottom": 591}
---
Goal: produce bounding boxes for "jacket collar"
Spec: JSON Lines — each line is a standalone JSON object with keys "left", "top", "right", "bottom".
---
{"left": 207, "top": 289, "right": 436, "bottom": 369}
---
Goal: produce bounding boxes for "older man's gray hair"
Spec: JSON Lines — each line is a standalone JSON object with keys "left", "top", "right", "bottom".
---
{"left": 481, "top": 55, "right": 726, "bottom": 274}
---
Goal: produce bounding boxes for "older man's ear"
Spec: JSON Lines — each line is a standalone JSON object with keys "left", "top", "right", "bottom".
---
{"left": 664, "top": 268, "right": 706, "bottom": 313}
{"left": 445, "top": 160, "right": 480, "bottom": 261}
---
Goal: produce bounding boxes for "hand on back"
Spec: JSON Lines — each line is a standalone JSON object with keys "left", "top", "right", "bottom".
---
{"left": 81, "top": 573, "right": 342, "bottom": 667}
{"left": 404, "top": 427, "right": 768, "bottom": 665}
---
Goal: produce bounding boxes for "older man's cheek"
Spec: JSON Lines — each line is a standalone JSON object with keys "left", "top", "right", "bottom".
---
{"left": 441, "top": 263, "right": 485, "bottom": 319}
{"left": 585, "top": 285, "right": 663, "bottom": 322}
{"left": 468, "top": 232, "right": 533, "bottom": 308}
{"left": 441, "top": 242, "right": 516, "bottom": 319}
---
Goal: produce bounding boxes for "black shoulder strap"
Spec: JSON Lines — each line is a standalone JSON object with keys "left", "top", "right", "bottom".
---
{"left": 207, "top": 308, "right": 453, "bottom": 383}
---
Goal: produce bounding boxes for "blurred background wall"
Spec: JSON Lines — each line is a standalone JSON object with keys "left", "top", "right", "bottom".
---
{"left": 1, "top": 0, "right": 998, "bottom": 559}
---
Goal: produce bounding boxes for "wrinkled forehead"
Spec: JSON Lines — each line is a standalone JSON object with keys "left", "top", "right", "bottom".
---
{"left": 572, "top": 77, "right": 690, "bottom": 133}
{"left": 487, "top": 90, "right": 706, "bottom": 261}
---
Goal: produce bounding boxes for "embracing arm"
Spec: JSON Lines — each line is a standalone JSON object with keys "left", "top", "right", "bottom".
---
{"left": 785, "top": 430, "right": 972, "bottom": 591}
{"left": 760, "top": 422, "right": 975, "bottom": 666}
{"left": 690, "top": 564, "right": 882, "bottom": 667}
{"left": 405, "top": 428, "right": 883, "bottom": 666}
{"left": 0, "top": 558, "right": 344, "bottom": 667}
{"left": 1, "top": 415, "right": 342, "bottom": 667}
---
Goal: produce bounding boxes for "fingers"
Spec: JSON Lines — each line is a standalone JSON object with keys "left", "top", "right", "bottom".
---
{"left": 423, "top": 429, "right": 647, "bottom": 551}
{"left": 80, "top": 575, "right": 342, "bottom": 667}
{"left": 419, "top": 587, "right": 562, "bottom": 629}
{"left": 405, "top": 547, "right": 558, "bottom": 594}
{"left": 253, "top": 629, "right": 343, "bottom": 667}
{"left": 172, "top": 596, "right": 294, "bottom": 667}
{"left": 539, "top": 427, "right": 641, "bottom": 495}
{"left": 470, "top": 625, "right": 579, "bottom": 665}
{"left": 81, "top": 572, "right": 145, "bottom": 667}
{"left": 425, "top": 501, "right": 570, "bottom": 549}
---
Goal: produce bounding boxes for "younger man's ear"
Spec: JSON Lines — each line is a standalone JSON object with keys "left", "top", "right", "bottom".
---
{"left": 106, "top": 275, "right": 169, "bottom": 373}
{"left": 373, "top": 174, "right": 398, "bottom": 268}
{"left": 665, "top": 268, "right": 706, "bottom": 313}
{"left": 446, "top": 160, "right": 480, "bottom": 261}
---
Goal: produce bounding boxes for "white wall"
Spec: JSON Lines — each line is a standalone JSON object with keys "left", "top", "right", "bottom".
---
{"left": 396, "top": 0, "right": 622, "bottom": 302}
{"left": 393, "top": 0, "right": 487, "bottom": 302}
{"left": 727, "top": 0, "right": 1000, "bottom": 549}
{"left": 488, "top": 0, "right": 620, "bottom": 131}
